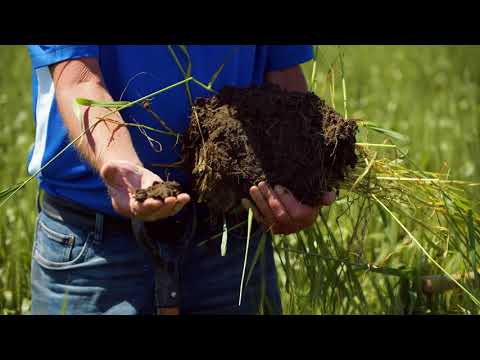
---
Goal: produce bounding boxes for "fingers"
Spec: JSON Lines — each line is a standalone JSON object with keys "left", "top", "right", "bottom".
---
{"left": 241, "top": 198, "right": 267, "bottom": 230}
{"left": 258, "top": 182, "right": 298, "bottom": 235}
{"left": 170, "top": 193, "right": 191, "bottom": 215}
{"left": 102, "top": 160, "right": 192, "bottom": 222}
{"left": 131, "top": 193, "right": 191, "bottom": 222}
{"left": 258, "top": 182, "right": 293, "bottom": 226}
{"left": 249, "top": 184, "right": 277, "bottom": 229}
{"left": 249, "top": 181, "right": 334, "bottom": 235}
{"left": 273, "top": 185, "right": 318, "bottom": 228}
{"left": 250, "top": 182, "right": 294, "bottom": 235}
{"left": 110, "top": 194, "right": 134, "bottom": 219}
{"left": 132, "top": 197, "right": 166, "bottom": 217}
{"left": 176, "top": 193, "right": 191, "bottom": 206}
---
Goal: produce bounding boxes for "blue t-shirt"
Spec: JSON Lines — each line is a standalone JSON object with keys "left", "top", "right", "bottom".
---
{"left": 26, "top": 45, "right": 313, "bottom": 216}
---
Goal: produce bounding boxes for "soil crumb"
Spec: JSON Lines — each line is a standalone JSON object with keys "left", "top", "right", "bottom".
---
{"left": 134, "top": 181, "right": 182, "bottom": 202}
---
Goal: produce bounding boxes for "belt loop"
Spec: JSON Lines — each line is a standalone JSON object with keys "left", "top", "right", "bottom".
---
{"left": 94, "top": 212, "right": 104, "bottom": 243}
{"left": 36, "top": 189, "right": 43, "bottom": 213}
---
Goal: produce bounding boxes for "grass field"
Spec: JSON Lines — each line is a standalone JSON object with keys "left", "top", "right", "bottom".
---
{"left": 0, "top": 45, "right": 479, "bottom": 314}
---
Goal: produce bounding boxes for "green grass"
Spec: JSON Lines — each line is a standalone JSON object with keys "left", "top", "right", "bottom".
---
{"left": 305, "top": 46, "right": 480, "bottom": 182}
{"left": 0, "top": 46, "right": 36, "bottom": 314}
{"left": 280, "top": 45, "right": 480, "bottom": 314}
{"left": 0, "top": 45, "right": 479, "bottom": 314}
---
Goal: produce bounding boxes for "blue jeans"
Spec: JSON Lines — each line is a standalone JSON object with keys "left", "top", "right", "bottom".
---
{"left": 31, "top": 195, "right": 282, "bottom": 315}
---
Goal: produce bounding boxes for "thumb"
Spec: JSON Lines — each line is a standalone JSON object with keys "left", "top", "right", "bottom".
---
{"left": 100, "top": 161, "right": 140, "bottom": 191}
{"left": 100, "top": 161, "right": 128, "bottom": 190}
{"left": 100, "top": 162, "right": 116, "bottom": 185}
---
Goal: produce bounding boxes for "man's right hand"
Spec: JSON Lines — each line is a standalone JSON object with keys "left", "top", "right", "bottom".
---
{"left": 100, "top": 160, "right": 191, "bottom": 222}
{"left": 51, "top": 57, "right": 191, "bottom": 222}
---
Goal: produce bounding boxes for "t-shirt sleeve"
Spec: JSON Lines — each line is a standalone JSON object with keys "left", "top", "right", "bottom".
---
{"left": 26, "top": 45, "right": 99, "bottom": 69}
{"left": 266, "top": 45, "right": 314, "bottom": 72}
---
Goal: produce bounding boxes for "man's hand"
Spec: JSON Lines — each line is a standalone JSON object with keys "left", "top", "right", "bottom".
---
{"left": 100, "top": 160, "right": 190, "bottom": 222}
{"left": 51, "top": 57, "right": 192, "bottom": 222}
{"left": 243, "top": 181, "right": 335, "bottom": 235}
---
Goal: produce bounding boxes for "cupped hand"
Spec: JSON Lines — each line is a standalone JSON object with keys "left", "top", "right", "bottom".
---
{"left": 100, "top": 160, "right": 190, "bottom": 222}
{"left": 243, "top": 181, "right": 336, "bottom": 235}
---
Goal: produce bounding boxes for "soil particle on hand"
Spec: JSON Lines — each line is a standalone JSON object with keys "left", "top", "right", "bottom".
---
{"left": 182, "top": 82, "right": 358, "bottom": 215}
{"left": 134, "top": 181, "right": 182, "bottom": 202}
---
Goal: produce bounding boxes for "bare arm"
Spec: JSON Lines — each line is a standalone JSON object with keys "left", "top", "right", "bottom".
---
{"left": 50, "top": 57, "right": 142, "bottom": 169}
{"left": 246, "top": 65, "right": 335, "bottom": 235}
{"left": 50, "top": 57, "right": 190, "bottom": 220}
{"left": 264, "top": 64, "right": 308, "bottom": 92}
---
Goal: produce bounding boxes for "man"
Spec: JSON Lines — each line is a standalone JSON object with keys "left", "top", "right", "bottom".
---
{"left": 27, "top": 45, "right": 335, "bottom": 314}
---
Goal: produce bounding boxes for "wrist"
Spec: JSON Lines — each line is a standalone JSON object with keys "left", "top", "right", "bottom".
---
{"left": 101, "top": 155, "right": 143, "bottom": 168}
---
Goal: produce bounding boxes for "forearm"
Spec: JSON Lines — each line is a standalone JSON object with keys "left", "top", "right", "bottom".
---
{"left": 51, "top": 58, "right": 142, "bottom": 172}
{"left": 265, "top": 65, "right": 308, "bottom": 93}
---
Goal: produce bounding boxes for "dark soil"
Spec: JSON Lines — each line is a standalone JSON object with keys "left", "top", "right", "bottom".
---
{"left": 182, "top": 83, "right": 358, "bottom": 216}
{"left": 134, "top": 181, "right": 182, "bottom": 202}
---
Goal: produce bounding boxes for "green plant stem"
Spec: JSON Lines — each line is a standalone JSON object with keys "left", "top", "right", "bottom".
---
{"left": 101, "top": 77, "right": 193, "bottom": 118}
{"left": 372, "top": 194, "right": 480, "bottom": 307}
{"left": 239, "top": 208, "right": 253, "bottom": 306}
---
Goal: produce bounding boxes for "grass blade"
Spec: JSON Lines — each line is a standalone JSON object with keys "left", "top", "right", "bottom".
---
{"left": 168, "top": 45, "right": 193, "bottom": 106}
{"left": 245, "top": 232, "right": 267, "bottom": 288}
{"left": 338, "top": 46, "right": 348, "bottom": 119}
{"left": 206, "top": 47, "right": 238, "bottom": 90}
{"left": 309, "top": 45, "right": 319, "bottom": 92}
{"left": 72, "top": 99, "right": 84, "bottom": 146}
{"left": 238, "top": 208, "right": 253, "bottom": 306}
{"left": 349, "top": 152, "right": 377, "bottom": 193}
{"left": 359, "top": 121, "right": 410, "bottom": 143}
{"left": 207, "top": 63, "right": 225, "bottom": 89}
{"left": 221, "top": 217, "right": 228, "bottom": 257}
{"left": 75, "top": 98, "right": 131, "bottom": 108}
{"left": 467, "top": 210, "right": 479, "bottom": 285}
{"left": 0, "top": 183, "right": 24, "bottom": 200}
{"left": 372, "top": 194, "right": 480, "bottom": 307}
{"left": 60, "top": 290, "right": 69, "bottom": 315}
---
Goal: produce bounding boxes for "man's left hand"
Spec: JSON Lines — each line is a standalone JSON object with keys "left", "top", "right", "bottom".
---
{"left": 243, "top": 181, "right": 336, "bottom": 235}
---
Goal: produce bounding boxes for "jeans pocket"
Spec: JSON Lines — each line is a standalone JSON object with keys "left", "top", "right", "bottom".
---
{"left": 33, "top": 211, "right": 94, "bottom": 270}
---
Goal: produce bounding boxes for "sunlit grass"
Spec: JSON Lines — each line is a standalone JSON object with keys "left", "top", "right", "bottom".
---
{"left": 1, "top": 45, "right": 479, "bottom": 314}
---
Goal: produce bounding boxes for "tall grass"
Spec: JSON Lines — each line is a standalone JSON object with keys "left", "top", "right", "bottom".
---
{"left": 0, "top": 45, "right": 479, "bottom": 314}
{"left": 273, "top": 45, "right": 480, "bottom": 314}
{"left": 0, "top": 46, "right": 35, "bottom": 314}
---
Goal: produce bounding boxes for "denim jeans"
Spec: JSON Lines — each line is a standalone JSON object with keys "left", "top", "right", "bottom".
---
{"left": 31, "top": 194, "right": 282, "bottom": 315}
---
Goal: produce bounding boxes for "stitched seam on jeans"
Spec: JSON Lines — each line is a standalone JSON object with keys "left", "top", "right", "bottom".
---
{"left": 32, "top": 216, "right": 40, "bottom": 259}
{"left": 33, "top": 232, "right": 93, "bottom": 269}
{"left": 38, "top": 219, "right": 75, "bottom": 245}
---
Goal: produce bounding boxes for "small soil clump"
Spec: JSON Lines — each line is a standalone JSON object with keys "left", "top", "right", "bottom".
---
{"left": 134, "top": 181, "right": 182, "bottom": 202}
{"left": 182, "top": 83, "right": 358, "bottom": 216}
